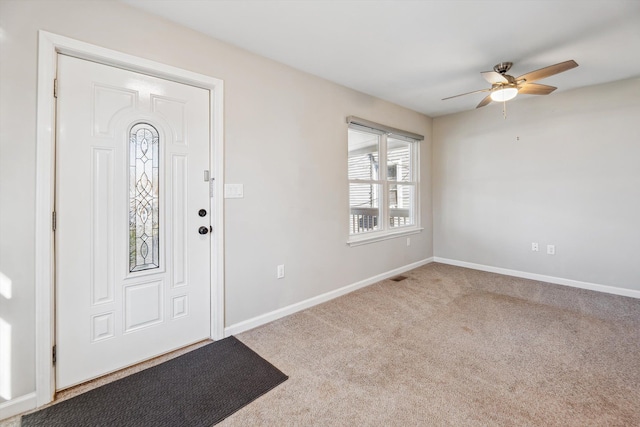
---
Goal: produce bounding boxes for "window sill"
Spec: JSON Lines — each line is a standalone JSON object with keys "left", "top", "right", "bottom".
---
{"left": 347, "top": 227, "right": 423, "bottom": 247}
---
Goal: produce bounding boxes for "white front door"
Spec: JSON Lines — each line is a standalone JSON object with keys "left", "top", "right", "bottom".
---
{"left": 55, "top": 54, "right": 212, "bottom": 389}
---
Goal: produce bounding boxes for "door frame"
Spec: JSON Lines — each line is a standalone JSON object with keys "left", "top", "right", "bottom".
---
{"left": 35, "top": 31, "right": 225, "bottom": 406}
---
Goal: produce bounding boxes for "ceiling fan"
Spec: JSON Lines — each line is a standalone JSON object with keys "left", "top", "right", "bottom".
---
{"left": 443, "top": 60, "right": 579, "bottom": 108}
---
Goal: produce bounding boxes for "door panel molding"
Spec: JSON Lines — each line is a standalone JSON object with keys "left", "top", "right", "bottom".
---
{"left": 55, "top": 55, "right": 212, "bottom": 388}
{"left": 35, "top": 31, "right": 224, "bottom": 407}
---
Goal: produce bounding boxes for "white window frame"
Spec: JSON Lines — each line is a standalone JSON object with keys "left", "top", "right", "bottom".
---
{"left": 347, "top": 122, "right": 422, "bottom": 246}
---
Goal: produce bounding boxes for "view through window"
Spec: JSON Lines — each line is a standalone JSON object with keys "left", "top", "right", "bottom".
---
{"left": 348, "top": 124, "right": 419, "bottom": 239}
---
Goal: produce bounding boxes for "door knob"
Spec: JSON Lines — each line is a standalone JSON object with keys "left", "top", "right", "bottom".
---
{"left": 198, "top": 226, "right": 209, "bottom": 235}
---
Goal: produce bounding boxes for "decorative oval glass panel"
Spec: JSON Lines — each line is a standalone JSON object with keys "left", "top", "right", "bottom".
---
{"left": 129, "top": 123, "right": 160, "bottom": 272}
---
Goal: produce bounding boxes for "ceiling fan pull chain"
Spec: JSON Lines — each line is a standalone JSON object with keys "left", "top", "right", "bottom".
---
{"left": 503, "top": 99, "right": 507, "bottom": 119}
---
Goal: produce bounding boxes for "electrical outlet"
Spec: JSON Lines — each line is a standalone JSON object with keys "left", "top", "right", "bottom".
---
{"left": 277, "top": 264, "right": 285, "bottom": 279}
{"left": 531, "top": 242, "right": 539, "bottom": 252}
{"left": 407, "top": 237, "right": 411, "bottom": 247}
{"left": 547, "top": 245, "right": 555, "bottom": 255}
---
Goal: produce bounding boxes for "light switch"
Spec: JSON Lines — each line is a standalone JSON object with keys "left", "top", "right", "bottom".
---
{"left": 224, "top": 184, "right": 244, "bottom": 199}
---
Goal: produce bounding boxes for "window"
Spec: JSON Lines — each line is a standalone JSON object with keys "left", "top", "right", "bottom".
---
{"left": 347, "top": 117, "right": 421, "bottom": 243}
{"left": 129, "top": 123, "right": 160, "bottom": 272}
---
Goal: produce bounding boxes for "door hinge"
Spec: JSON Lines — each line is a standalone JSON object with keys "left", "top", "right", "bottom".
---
{"left": 52, "top": 345, "right": 57, "bottom": 365}
{"left": 53, "top": 78, "right": 58, "bottom": 98}
{"left": 52, "top": 211, "right": 57, "bottom": 231}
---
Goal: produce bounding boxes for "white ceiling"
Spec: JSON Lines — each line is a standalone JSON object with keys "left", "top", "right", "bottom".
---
{"left": 121, "top": 0, "right": 640, "bottom": 117}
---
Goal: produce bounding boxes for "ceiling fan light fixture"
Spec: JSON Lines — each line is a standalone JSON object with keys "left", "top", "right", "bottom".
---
{"left": 490, "top": 87, "right": 518, "bottom": 102}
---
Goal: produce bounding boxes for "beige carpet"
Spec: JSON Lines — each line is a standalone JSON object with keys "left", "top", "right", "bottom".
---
{"left": 223, "top": 263, "right": 640, "bottom": 426}
{"left": 3, "top": 263, "right": 639, "bottom": 426}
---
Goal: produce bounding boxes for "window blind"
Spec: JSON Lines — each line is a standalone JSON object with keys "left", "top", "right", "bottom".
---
{"left": 346, "top": 116, "right": 424, "bottom": 142}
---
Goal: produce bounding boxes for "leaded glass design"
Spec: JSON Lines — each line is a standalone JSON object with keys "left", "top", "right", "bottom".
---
{"left": 129, "top": 123, "right": 160, "bottom": 272}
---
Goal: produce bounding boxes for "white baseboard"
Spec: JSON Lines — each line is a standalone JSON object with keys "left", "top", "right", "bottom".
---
{"left": 225, "top": 257, "right": 434, "bottom": 336}
{"left": 433, "top": 257, "right": 640, "bottom": 299}
{"left": 0, "top": 392, "right": 36, "bottom": 421}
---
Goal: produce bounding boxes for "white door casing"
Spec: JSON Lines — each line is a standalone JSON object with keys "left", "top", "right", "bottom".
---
{"left": 36, "top": 31, "right": 224, "bottom": 407}
{"left": 55, "top": 54, "right": 212, "bottom": 389}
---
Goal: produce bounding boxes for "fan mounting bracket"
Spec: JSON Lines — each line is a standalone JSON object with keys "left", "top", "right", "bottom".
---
{"left": 493, "top": 62, "right": 513, "bottom": 75}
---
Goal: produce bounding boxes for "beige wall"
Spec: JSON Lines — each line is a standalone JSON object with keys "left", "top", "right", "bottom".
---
{"left": 433, "top": 77, "right": 640, "bottom": 290}
{"left": 0, "top": 0, "right": 432, "bottom": 404}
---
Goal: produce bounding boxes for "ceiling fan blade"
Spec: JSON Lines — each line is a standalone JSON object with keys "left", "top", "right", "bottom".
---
{"left": 518, "top": 83, "right": 557, "bottom": 95}
{"left": 476, "top": 94, "right": 493, "bottom": 108}
{"left": 481, "top": 71, "right": 508, "bottom": 84}
{"left": 516, "top": 60, "right": 578, "bottom": 83}
{"left": 442, "top": 88, "right": 491, "bottom": 101}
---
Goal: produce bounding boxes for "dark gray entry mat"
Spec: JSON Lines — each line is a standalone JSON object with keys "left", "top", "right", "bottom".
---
{"left": 22, "top": 336, "right": 288, "bottom": 426}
